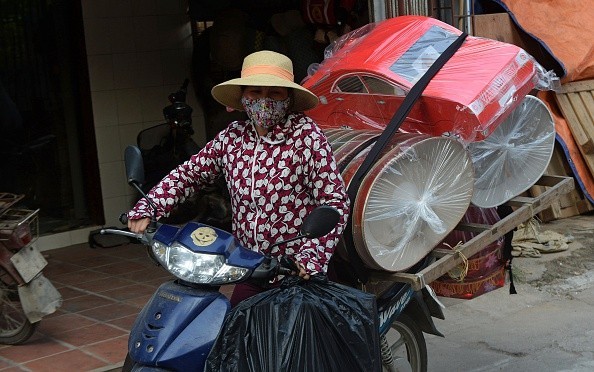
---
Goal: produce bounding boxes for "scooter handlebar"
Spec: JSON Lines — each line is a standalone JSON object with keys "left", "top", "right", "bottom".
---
{"left": 99, "top": 228, "right": 142, "bottom": 240}
{"left": 279, "top": 255, "right": 299, "bottom": 273}
{"left": 251, "top": 255, "right": 298, "bottom": 279}
{"left": 120, "top": 211, "right": 158, "bottom": 234}
{"left": 277, "top": 266, "right": 294, "bottom": 276}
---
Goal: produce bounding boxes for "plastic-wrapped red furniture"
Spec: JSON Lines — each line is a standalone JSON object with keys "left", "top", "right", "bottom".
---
{"left": 304, "top": 15, "right": 551, "bottom": 143}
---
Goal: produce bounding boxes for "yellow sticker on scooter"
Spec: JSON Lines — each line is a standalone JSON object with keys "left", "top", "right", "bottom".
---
{"left": 191, "top": 226, "right": 218, "bottom": 246}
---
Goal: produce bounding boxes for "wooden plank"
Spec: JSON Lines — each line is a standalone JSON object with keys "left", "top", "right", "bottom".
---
{"left": 569, "top": 92, "right": 594, "bottom": 147}
{"left": 536, "top": 174, "right": 573, "bottom": 187}
{"left": 577, "top": 152, "right": 594, "bottom": 177}
{"left": 555, "top": 80, "right": 594, "bottom": 178}
{"left": 533, "top": 185, "right": 581, "bottom": 222}
{"left": 557, "top": 79, "right": 594, "bottom": 94}
{"left": 472, "top": 13, "right": 527, "bottom": 49}
{"left": 431, "top": 248, "right": 456, "bottom": 258}
{"left": 453, "top": 222, "right": 491, "bottom": 233}
{"left": 555, "top": 93, "right": 594, "bottom": 153}
{"left": 546, "top": 145, "right": 573, "bottom": 204}
{"left": 529, "top": 144, "right": 582, "bottom": 221}
{"left": 371, "top": 175, "right": 575, "bottom": 290}
{"left": 558, "top": 193, "right": 578, "bottom": 209}
{"left": 579, "top": 90, "right": 594, "bottom": 124}
{"left": 505, "top": 196, "right": 538, "bottom": 207}
{"left": 532, "top": 180, "right": 593, "bottom": 222}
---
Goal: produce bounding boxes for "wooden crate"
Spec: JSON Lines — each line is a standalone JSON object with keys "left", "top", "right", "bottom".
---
{"left": 472, "top": 13, "right": 527, "bottom": 49}
{"left": 555, "top": 80, "right": 594, "bottom": 172}
{"left": 472, "top": 12, "right": 565, "bottom": 79}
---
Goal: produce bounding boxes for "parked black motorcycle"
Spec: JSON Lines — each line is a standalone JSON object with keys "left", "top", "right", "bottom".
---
{"left": 137, "top": 79, "right": 198, "bottom": 194}
{"left": 136, "top": 79, "right": 231, "bottom": 229}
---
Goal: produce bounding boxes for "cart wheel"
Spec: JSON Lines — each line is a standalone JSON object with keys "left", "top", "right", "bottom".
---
{"left": 0, "top": 282, "right": 38, "bottom": 345}
{"left": 382, "top": 313, "right": 428, "bottom": 372}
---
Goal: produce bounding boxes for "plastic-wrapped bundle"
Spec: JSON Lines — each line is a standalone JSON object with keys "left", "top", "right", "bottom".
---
{"left": 205, "top": 276, "right": 381, "bottom": 372}
{"left": 328, "top": 129, "right": 381, "bottom": 161}
{"left": 345, "top": 134, "right": 474, "bottom": 272}
{"left": 432, "top": 265, "right": 506, "bottom": 300}
{"left": 434, "top": 205, "right": 504, "bottom": 281}
{"left": 304, "top": 15, "right": 558, "bottom": 143}
{"left": 325, "top": 129, "right": 381, "bottom": 170}
{"left": 468, "top": 95, "right": 556, "bottom": 208}
{"left": 432, "top": 206, "right": 507, "bottom": 299}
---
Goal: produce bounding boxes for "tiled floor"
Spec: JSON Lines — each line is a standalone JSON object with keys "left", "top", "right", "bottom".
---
{"left": 0, "top": 242, "right": 234, "bottom": 371}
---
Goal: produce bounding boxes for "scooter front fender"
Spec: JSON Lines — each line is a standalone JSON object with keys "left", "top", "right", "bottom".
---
{"left": 404, "top": 289, "right": 444, "bottom": 337}
{"left": 128, "top": 280, "right": 230, "bottom": 371}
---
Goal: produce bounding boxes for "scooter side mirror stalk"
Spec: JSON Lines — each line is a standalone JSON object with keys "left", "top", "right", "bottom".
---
{"left": 124, "top": 145, "right": 158, "bottom": 233}
{"left": 128, "top": 181, "right": 158, "bottom": 233}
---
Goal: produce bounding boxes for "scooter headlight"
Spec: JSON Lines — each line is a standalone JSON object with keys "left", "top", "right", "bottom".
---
{"left": 151, "top": 241, "right": 250, "bottom": 284}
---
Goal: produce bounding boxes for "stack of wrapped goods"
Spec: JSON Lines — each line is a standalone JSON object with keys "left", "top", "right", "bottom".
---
{"left": 473, "top": 4, "right": 594, "bottom": 222}
{"left": 304, "top": 16, "right": 559, "bottom": 296}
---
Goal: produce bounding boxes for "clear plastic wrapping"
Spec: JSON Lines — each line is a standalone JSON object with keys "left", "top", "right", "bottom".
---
{"left": 304, "top": 15, "right": 558, "bottom": 143}
{"left": 315, "top": 15, "right": 558, "bottom": 272}
{"left": 324, "top": 99, "right": 553, "bottom": 271}
{"left": 435, "top": 205, "right": 504, "bottom": 281}
{"left": 468, "top": 95, "right": 555, "bottom": 208}
{"left": 432, "top": 205, "right": 506, "bottom": 299}
{"left": 332, "top": 130, "right": 381, "bottom": 170}
{"left": 336, "top": 134, "right": 474, "bottom": 272}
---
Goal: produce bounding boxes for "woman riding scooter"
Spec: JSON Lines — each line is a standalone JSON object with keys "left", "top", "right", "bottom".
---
{"left": 127, "top": 50, "right": 350, "bottom": 305}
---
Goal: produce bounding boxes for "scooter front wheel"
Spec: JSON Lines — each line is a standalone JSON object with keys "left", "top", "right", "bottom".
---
{"left": 0, "top": 282, "right": 38, "bottom": 345}
{"left": 122, "top": 353, "right": 169, "bottom": 371}
{"left": 122, "top": 353, "right": 134, "bottom": 372}
{"left": 381, "top": 313, "right": 428, "bottom": 372}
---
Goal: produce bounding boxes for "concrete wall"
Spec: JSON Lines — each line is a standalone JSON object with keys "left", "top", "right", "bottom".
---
{"left": 37, "top": 0, "right": 205, "bottom": 250}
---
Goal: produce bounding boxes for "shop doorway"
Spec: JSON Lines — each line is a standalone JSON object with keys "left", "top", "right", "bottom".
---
{"left": 0, "top": 0, "right": 102, "bottom": 234}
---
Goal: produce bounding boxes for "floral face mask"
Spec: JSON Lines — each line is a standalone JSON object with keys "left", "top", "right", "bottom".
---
{"left": 241, "top": 96, "right": 291, "bottom": 130}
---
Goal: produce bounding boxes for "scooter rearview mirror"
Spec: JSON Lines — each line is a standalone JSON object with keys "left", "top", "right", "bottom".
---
{"left": 124, "top": 146, "right": 145, "bottom": 186}
{"left": 300, "top": 205, "right": 340, "bottom": 238}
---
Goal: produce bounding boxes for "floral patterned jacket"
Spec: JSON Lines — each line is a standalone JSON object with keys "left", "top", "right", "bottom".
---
{"left": 128, "top": 113, "right": 350, "bottom": 275}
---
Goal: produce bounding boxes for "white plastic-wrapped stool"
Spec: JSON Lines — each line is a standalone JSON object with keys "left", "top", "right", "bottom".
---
{"left": 468, "top": 95, "right": 555, "bottom": 208}
{"left": 348, "top": 134, "right": 474, "bottom": 272}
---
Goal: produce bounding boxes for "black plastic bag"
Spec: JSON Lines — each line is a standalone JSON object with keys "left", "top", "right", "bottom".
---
{"left": 205, "top": 276, "right": 381, "bottom": 372}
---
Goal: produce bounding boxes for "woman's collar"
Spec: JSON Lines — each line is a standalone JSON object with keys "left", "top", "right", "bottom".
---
{"left": 254, "top": 114, "right": 296, "bottom": 145}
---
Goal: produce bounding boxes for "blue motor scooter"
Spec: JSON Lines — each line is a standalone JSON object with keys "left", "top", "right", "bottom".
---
{"left": 101, "top": 146, "right": 342, "bottom": 371}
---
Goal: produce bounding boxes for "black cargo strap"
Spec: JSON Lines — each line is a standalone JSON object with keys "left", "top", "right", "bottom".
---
{"left": 342, "top": 32, "right": 469, "bottom": 284}
{"left": 497, "top": 205, "right": 518, "bottom": 294}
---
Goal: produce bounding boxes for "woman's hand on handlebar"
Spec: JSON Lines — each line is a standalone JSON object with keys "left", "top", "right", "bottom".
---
{"left": 279, "top": 256, "right": 310, "bottom": 280}
{"left": 128, "top": 217, "right": 151, "bottom": 234}
{"left": 295, "top": 262, "right": 310, "bottom": 280}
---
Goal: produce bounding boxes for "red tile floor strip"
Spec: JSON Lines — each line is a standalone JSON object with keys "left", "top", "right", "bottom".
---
{"left": 0, "top": 243, "right": 235, "bottom": 371}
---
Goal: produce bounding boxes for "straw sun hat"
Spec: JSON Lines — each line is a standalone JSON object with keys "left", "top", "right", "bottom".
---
{"left": 211, "top": 50, "right": 319, "bottom": 112}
